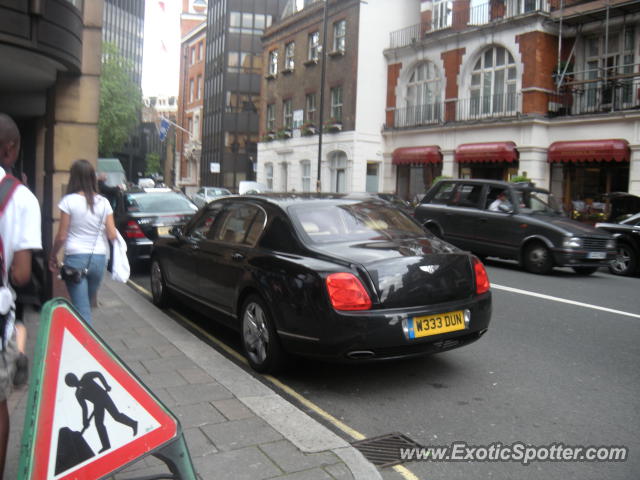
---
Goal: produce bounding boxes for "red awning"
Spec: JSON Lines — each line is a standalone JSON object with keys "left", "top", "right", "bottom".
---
{"left": 548, "top": 139, "right": 630, "bottom": 163}
{"left": 392, "top": 146, "right": 442, "bottom": 165}
{"left": 454, "top": 142, "right": 519, "bottom": 163}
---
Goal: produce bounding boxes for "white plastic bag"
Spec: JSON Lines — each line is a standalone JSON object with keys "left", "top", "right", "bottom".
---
{"left": 111, "top": 231, "right": 130, "bottom": 283}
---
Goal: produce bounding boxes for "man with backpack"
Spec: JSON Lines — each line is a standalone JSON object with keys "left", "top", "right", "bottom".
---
{"left": 0, "top": 113, "right": 42, "bottom": 478}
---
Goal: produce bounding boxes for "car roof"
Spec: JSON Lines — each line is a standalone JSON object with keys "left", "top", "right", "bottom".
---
{"left": 212, "top": 192, "right": 387, "bottom": 209}
{"left": 437, "top": 178, "right": 549, "bottom": 193}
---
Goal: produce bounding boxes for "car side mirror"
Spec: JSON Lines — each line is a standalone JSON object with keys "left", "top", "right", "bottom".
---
{"left": 170, "top": 225, "right": 183, "bottom": 238}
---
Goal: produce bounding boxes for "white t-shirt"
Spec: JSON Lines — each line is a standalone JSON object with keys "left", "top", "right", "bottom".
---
{"left": 0, "top": 167, "right": 42, "bottom": 283}
{"left": 58, "top": 193, "right": 113, "bottom": 255}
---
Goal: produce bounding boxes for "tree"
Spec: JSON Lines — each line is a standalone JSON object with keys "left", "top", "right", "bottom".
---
{"left": 98, "top": 43, "right": 142, "bottom": 157}
{"left": 145, "top": 152, "right": 161, "bottom": 176}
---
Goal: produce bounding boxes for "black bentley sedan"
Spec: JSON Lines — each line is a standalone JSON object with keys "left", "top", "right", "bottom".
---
{"left": 150, "top": 194, "right": 492, "bottom": 373}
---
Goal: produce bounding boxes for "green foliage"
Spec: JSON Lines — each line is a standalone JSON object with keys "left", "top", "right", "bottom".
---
{"left": 145, "top": 152, "right": 161, "bottom": 176}
{"left": 510, "top": 175, "right": 531, "bottom": 183}
{"left": 99, "top": 43, "right": 142, "bottom": 157}
{"left": 432, "top": 175, "right": 452, "bottom": 185}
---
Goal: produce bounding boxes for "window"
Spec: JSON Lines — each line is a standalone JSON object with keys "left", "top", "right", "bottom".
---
{"left": 330, "top": 86, "right": 343, "bottom": 122}
{"left": 283, "top": 99, "right": 293, "bottom": 129}
{"left": 433, "top": 0, "right": 452, "bottom": 30}
{"left": 329, "top": 151, "right": 348, "bottom": 193}
{"left": 469, "top": 46, "right": 517, "bottom": 117}
{"left": 191, "top": 46, "right": 196, "bottom": 64}
{"left": 333, "top": 20, "right": 346, "bottom": 53}
{"left": 215, "top": 204, "right": 266, "bottom": 246}
{"left": 301, "top": 160, "right": 311, "bottom": 192}
{"left": 198, "top": 42, "right": 203, "bottom": 61}
{"left": 189, "top": 78, "right": 194, "bottom": 102}
{"left": 197, "top": 75, "right": 202, "bottom": 100}
{"left": 305, "top": 93, "right": 316, "bottom": 123}
{"left": 280, "top": 163, "right": 288, "bottom": 191}
{"left": 266, "top": 104, "right": 275, "bottom": 132}
{"left": 583, "top": 28, "right": 637, "bottom": 111}
{"left": 284, "top": 42, "right": 295, "bottom": 70}
{"left": 405, "top": 62, "right": 442, "bottom": 125}
{"left": 308, "top": 32, "right": 319, "bottom": 61}
{"left": 190, "top": 204, "right": 224, "bottom": 240}
{"left": 268, "top": 50, "right": 278, "bottom": 76}
{"left": 265, "top": 163, "right": 274, "bottom": 190}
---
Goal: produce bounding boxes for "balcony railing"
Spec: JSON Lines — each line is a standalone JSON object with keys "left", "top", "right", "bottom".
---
{"left": 393, "top": 104, "right": 444, "bottom": 128}
{"left": 549, "top": 76, "right": 640, "bottom": 117}
{"left": 389, "top": 92, "right": 521, "bottom": 129}
{"left": 389, "top": 0, "right": 550, "bottom": 50}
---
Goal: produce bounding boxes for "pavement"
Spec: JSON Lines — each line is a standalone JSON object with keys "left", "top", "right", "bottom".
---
{"left": 6, "top": 277, "right": 399, "bottom": 480}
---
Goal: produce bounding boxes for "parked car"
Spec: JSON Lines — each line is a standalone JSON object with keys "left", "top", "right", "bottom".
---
{"left": 415, "top": 179, "right": 616, "bottom": 275}
{"left": 596, "top": 212, "right": 640, "bottom": 276}
{"left": 191, "top": 186, "right": 232, "bottom": 208}
{"left": 113, "top": 187, "right": 198, "bottom": 265}
{"left": 238, "top": 180, "right": 269, "bottom": 194}
{"left": 150, "top": 194, "right": 492, "bottom": 373}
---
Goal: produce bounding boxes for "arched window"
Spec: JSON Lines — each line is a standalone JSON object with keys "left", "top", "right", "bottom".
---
{"left": 328, "top": 151, "right": 348, "bottom": 193}
{"left": 469, "top": 46, "right": 517, "bottom": 117}
{"left": 404, "top": 62, "right": 441, "bottom": 126}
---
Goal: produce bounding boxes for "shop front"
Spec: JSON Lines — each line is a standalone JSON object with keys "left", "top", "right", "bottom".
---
{"left": 454, "top": 141, "right": 520, "bottom": 180}
{"left": 548, "top": 139, "right": 630, "bottom": 223}
{"left": 393, "top": 146, "right": 442, "bottom": 201}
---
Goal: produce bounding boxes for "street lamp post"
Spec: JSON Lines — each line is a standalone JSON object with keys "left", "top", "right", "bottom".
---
{"left": 316, "top": 0, "right": 329, "bottom": 192}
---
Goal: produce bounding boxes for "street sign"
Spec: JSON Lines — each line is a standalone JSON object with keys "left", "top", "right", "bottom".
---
{"left": 18, "top": 299, "right": 195, "bottom": 480}
{"left": 158, "top": 117, "right": 170, "bottom": 142}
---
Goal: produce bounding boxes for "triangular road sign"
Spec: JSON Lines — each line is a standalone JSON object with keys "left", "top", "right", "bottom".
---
{"left": 19, "top": 299, "right": 180, "bottom": 479}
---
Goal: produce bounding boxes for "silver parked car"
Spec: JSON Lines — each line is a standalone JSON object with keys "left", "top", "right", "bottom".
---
{"left": 191, "top": 186, "right": 232, "bottom": 208}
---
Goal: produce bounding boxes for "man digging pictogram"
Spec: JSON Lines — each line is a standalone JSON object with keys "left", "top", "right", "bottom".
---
{"left": 65, "top": 371, "right": 138, "bottom": 453}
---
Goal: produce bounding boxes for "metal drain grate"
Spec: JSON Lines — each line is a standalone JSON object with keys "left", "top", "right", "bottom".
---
{"left": 351, "top": 432, "right": 423, "bottom": 468}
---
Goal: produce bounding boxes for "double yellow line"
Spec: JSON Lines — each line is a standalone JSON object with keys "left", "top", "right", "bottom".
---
{"left": 128, "top": 280, "right": 419, "bottom": 480}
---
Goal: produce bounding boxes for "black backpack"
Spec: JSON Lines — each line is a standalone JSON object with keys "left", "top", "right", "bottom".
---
{"left": 0, "top": 174, "right": 22, "bottom": 349}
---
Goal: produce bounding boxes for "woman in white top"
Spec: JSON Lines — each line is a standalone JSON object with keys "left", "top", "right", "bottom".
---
{"left": 49, "top": 160, "right": 117, "bottom": 323}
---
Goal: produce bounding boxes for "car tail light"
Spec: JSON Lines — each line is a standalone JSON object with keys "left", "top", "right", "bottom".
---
{"left": 124, "top": 220, "right": 146, "bottom": 239}
{"left": 473, "top": 257, "right": 490, "bottom": 294}
{"left": 326, "top": 273, "right": 372, "bottom": 311}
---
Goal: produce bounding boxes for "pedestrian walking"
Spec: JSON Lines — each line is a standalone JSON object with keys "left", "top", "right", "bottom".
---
{"left": 0, "top": 113, "right": 42, "bottom": 480}
{"left": 49, "top": 159, "right": 117, "bottom": 324}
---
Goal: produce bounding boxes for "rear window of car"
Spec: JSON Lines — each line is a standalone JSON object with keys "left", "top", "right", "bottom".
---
{"left": 125, "top": 192, "right": 197, "bottom": 213}
{"left": 289, "top": 202, "right": 425, "bottom": 244}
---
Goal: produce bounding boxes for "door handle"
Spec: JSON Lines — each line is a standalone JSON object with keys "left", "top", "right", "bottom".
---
{"left": 189, "top": 243, "right": 199, "bottom": 250}
{"left": 231, "top": 253, "right": 244, "bottom": 262}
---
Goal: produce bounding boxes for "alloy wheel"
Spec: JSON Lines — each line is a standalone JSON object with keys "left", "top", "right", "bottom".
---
{"left": 242, "top": 302, "right": 270, "bottom": 366}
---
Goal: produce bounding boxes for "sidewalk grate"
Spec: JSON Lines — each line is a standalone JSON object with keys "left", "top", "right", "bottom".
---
{"left": 351, "top": 432, "right": 423, "bottom": 468}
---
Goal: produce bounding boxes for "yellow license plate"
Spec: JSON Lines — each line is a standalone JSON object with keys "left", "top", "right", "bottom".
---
{"left": 157, "top": 226, "right": 171, "bottom": 236}
{"left": 408, "top": 310, "right": 465, "bottom": 339}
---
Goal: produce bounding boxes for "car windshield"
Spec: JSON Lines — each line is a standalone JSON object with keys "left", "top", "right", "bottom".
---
{"left": 289, "top": 202, "right": 425, "bottom": 244}
{"left": 125, "top": 192, "right": 197, "bottom": 213}
{"left": 514, "top": 190, "right": 563, "bottom": 215}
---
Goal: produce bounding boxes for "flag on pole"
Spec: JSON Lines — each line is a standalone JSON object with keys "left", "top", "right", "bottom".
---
{"left": 158, "top": 117, "right": 170, "bottom": 142}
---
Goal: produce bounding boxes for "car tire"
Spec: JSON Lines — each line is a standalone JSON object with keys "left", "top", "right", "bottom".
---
{"left": 572, "top": 266, "right": 599, "bottom": 276}
{"left": 241, "top": 295, "right": 285, "bottom": 373}
{"left": 150, "top": 258, "right": 170, "bottom": 307}
{"left": 608, "top": 242, "right": 638, "bottom": 276}
{"left": 523, "top": 242, "right": 554, "bottom": 275}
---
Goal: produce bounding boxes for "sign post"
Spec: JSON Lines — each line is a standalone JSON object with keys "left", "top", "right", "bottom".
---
{"left": 18, "top": 298, "right": 197, "bottom": 480}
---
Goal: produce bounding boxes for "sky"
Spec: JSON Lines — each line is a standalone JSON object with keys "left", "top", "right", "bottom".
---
{"left": 141, "top": 0, "right": 182, "bottom": 98}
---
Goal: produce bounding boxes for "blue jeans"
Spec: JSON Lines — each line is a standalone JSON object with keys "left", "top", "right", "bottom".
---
{"left": 63, "top": 254, "right": 106, "bottom": 325}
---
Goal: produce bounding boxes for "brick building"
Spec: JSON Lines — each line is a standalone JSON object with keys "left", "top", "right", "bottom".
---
{"left": 257, "top": 0, "right": 415, "bottom": 193}
{"left": 384, "top": 0, "right": 640, "bottom": 218}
